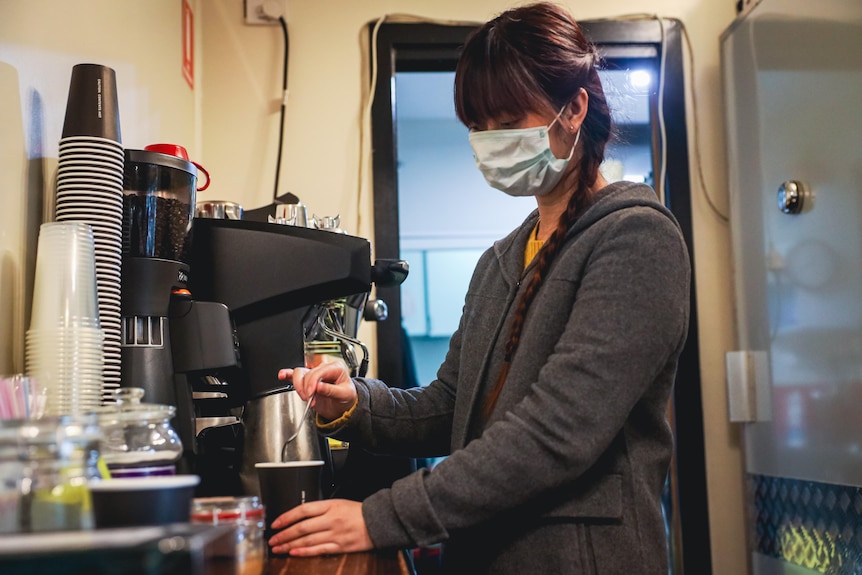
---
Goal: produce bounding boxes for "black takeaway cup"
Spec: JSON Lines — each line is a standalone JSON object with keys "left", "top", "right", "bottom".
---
{"left": 61, "top": 63, "right": 121, "bottom": 142}
{"left": 255, "top": 460, "right": 324, "bottom": 556}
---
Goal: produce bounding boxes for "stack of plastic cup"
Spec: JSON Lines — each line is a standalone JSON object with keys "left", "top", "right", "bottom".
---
{"left": 54, "top": 63, "right": 123, "bottom": 400}
{"left": 25, "top": 222, "right": 105, "bottom": 416}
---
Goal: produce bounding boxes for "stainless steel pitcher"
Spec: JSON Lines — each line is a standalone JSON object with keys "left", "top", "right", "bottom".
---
{"left": 239, "top": 386, "right": 326, "bottom": 497}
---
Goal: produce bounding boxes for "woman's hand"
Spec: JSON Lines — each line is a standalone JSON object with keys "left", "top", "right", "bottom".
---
{"left": 278, "top": 362, "right": 357, "bottom": 422}
{"left": 268, "top": 499, "right": 373, "bottom": 556}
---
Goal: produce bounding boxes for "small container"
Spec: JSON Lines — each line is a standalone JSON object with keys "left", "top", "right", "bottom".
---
{"left": 0, "top": 415, "right": 102, "bottom": 533}
{"left": 191, "top": 496, "right": 265, "bottom": 575}
{"left": 0, "top": 424, "right": 21, "bottom": 533}
{"left": 196, "top": 200, "right": 242, "bottom": 220}
{"left": 97, "top": 388, "right": 183, "bottom": 477}
{"left": 89, "top": 475, "right": 200, "bottom": 528}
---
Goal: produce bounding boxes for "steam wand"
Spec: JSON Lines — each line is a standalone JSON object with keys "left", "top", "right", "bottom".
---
{"left": 316, "top": 315, "right": 369, "bottom": 378}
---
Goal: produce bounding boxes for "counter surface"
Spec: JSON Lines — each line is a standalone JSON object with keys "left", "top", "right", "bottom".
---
{"left": 260, "top": 550, "right": 412, "bottom": 575}
{"left": 0, "top": 527, "right": 413, "bottom": 575}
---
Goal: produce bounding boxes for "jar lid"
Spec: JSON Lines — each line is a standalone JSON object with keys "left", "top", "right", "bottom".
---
{"left": 190, "top": 496, "right": 265, "bottom": 522}
{"left": 97, "top": 388, "right": 176, "bottom": 423}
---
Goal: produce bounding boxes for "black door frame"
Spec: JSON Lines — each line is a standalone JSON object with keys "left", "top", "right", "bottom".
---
{"left": 369, "top": 19, "right": 710, "bottom": 575}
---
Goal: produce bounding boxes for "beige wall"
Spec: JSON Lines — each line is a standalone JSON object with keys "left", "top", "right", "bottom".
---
{"left": 0, "top": 0, "right": 744, "bottom": 572}
{"left": 0, "top": 0, "right": 203, "bottom": 377}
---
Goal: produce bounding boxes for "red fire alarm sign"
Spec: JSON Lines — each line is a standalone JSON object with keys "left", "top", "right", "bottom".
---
{"left": 182, "top": 0, "right": 194, "bottom": 89}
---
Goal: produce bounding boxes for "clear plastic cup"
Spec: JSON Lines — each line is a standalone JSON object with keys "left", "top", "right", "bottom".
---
{"left": 25, "top": 268, "right": 106, "bottom": 406}
{"left": 29, "top": 222, "right": 100, "bottom": 331}
{"left": 24, "top": 323, "right": 105, "bottom": 416}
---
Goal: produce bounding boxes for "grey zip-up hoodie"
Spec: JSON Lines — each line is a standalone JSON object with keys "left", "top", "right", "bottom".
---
{"left": 324, "top": 181, "right": 691, "bottom": 574}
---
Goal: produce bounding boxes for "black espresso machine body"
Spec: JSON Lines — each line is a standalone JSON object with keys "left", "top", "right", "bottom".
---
{"left": 187, "top": 218, "right": 372, "bottom": 397}
{"left": 186, "top": 218, "right": 375, "bottom": 495}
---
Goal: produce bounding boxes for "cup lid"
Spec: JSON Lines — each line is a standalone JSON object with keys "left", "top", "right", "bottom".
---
{"left": 145, "top": 143, "right": 190, "bottom": 160}
{"left": 255, "top": 460, "right": 325, "bottom": 468}
{"left": 144, "top": 144, "right": 210, "bottom": 191}
{"left": 87, "top": 475, "right": 200, "bottom": 491}
{"left": 96, "top": 387, "right": 177, "bottom": 422}
{"left": 124, "top": 149, "right": 197, "bottom": 178}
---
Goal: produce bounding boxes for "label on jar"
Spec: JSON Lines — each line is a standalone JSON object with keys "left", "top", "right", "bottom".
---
{"left": 108, "top": 465, "right": 177, "bottom": 478}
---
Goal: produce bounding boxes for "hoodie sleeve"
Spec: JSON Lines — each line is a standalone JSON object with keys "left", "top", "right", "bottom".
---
{"left": 322, "top": 247, "right": 501, "bottom": 458}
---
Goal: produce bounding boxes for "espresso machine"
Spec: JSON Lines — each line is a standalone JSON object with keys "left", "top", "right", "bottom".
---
{"left": 120, "top": 146, "right": 407, "bottom": 496}
{"left": 186, "top": 217, "right": 407, "bottom": 496}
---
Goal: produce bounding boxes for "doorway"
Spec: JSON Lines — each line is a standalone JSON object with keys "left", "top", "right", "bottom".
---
{"left": 370, "top": 19, "right": 709, "bottom": 574}
{"left": 396, "top": 66, "right": 657, "bottom": 388}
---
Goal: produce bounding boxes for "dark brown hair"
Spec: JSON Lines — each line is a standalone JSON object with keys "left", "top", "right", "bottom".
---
{"left": 454, "top": 2, "right": 613, "bottom": 419}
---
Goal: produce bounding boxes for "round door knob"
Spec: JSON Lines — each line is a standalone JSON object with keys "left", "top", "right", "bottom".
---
{"left": 777, "top": 181, "right": 809, "bottom": 214}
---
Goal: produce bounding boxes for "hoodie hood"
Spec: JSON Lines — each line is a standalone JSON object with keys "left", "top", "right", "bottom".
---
{"left": 492, "top": 181, "right": 680, "bottom": 286}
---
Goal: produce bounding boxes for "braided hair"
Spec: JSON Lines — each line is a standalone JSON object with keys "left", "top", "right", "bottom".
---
{"left": 454, "top": 2, "right": 614, "bottom": 420}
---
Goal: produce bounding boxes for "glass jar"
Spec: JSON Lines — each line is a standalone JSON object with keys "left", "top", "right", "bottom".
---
{"left": 0, "top": 422, "right": 22, "bottom": 533}
{"left": 0, "top": 415, "right": 102, "bottom": 533}
{"left": 191, "top": 496, "right": 265, "bottom": 575}
{"left": 97, "top": 388, "right": 183, "bottom": 477}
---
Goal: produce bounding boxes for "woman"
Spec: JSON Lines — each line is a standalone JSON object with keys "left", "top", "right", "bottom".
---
{"left": 270, "top": 3, "right": 690, "bottom": 573}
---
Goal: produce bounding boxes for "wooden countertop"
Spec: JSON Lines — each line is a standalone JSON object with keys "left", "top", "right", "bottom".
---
{"left": 218, "top": 550, "right": 412, "bottom": 575}
{"left": 0, "top": 526, "right": 413, "bottom": 575}
{"left": 263, "top": 551, "right": 411, "bottom": 575}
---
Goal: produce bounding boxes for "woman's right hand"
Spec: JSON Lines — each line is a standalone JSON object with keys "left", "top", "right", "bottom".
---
{"left": 278, "top": 363, "right": 357, "bottom": 422}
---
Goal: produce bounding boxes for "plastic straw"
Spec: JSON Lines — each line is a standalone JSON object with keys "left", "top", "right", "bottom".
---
{"left": 0, "top": 379, "right": 11, "bottom": 419}
{"left": 0, "top": 375, "right": 44, "bottom": 419}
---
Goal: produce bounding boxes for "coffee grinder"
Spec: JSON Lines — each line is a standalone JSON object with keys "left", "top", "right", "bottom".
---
{"left": 120, "top": 148, "right": 242, "bottom": 489}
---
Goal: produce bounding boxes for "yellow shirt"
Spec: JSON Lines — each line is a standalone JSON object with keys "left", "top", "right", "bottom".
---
{"left": 525, "top": 222, "right": 545, "bottom": 268}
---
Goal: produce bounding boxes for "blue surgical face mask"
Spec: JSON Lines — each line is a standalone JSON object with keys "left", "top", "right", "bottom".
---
{"left": 468, "top": 108, "right": 580, "bottom": 197}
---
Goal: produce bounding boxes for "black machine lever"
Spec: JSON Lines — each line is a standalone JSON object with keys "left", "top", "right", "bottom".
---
{"left": 371, "top": 259, "right": 409, "bottom": 287}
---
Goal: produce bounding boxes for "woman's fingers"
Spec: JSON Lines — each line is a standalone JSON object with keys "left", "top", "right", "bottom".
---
{"left": 270, "top": 518, "right": 342, "bottom": 556}
{"left": 267, "top": 499, "right": 372, "bottom": 556}
{"left": 276, "top": 363, "right": 356, "bottom": 419}
{"left": 278, "top": 367, "right": 312, "bottom": 399}
{"left": 301, "top": 364, "right": 350, "bottom": 399}
{"left": 271, "top": 499, "right": 324, "bottom": 530}
{"left": 275, "top": 541, "right": 341, "bottom": 557}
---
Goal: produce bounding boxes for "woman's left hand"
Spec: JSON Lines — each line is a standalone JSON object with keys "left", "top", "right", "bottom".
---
{"left": 268, "top": 499, "right": 373, "bottom": 556}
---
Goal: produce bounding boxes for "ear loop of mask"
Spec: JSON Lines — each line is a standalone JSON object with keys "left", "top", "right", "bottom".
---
{"left": 549, "top": 105, "right": 580, "bottom": 161}
{"left": 571, "top": 127, "right": 581, "bottom": 152}
{"left": 564, "top": 128, "right": 581, "bottom": 160}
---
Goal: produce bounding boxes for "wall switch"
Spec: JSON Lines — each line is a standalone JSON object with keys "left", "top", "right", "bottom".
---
{"left": 244, "top": 0, "right": 282, "bottom": 25}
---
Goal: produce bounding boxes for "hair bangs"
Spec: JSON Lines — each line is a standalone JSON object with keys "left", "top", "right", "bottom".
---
{"left": 455, "top": 28, "right": 548, "bottom": 129}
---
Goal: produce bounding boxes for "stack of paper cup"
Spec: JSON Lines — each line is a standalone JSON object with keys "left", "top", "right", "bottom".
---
{"left": 25, "top": 222, "right": 105, "bottom": 416}
{"left": 54, "top": 63, "right": 123, "bottom": 400}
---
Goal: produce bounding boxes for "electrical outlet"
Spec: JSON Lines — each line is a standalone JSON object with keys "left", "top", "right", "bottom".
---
{"left": 244, "top": 0, "right": 280, "bottom": 25}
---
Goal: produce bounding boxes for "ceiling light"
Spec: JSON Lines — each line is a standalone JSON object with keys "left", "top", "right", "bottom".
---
{"left": 629, "top": 70, "right": 651, "bottom": 90}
